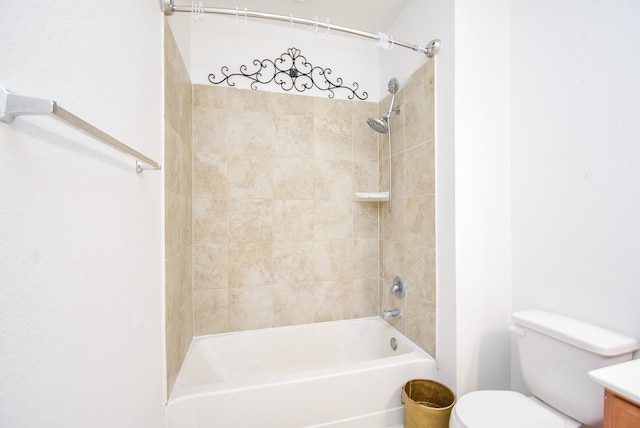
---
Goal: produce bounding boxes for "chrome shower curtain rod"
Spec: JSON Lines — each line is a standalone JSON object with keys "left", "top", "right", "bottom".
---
{"left": 161, "top": 0, "right": 441, "bottom": 58}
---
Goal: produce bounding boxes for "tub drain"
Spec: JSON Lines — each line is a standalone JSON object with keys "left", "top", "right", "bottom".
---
{"left": 390, "top": 337, "right": 398, "bottom": 351}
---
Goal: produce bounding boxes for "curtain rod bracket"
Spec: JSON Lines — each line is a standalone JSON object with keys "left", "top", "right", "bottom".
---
{"left": 162, "top": 0, "right": 174, "bottom": 16}
{"left": 419, "top": 39, "right": 441, "bottom": 58}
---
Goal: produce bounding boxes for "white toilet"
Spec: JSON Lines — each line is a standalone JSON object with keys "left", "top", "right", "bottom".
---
{"left": 450, "top": 309, "right": 638, "bottom": 428}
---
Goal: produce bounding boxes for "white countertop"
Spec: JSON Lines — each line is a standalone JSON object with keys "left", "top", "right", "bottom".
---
{"left": 589, "top": 359, "right": 640, "bottom": 404}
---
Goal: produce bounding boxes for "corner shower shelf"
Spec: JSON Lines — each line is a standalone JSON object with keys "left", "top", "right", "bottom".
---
{"left": 355, "top": 191, "right": 389, "bottom": 202}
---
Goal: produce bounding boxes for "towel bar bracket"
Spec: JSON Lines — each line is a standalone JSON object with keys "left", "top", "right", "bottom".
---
{"left": 1, "top": 88, "right": 55, "bottom": 123}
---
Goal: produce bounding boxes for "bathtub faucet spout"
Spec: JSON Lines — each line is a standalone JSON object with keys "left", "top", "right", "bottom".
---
{"left": 383, "top": 308, "right": 402, "bottom": 320}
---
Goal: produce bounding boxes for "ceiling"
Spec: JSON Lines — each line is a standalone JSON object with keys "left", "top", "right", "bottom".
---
{"left": 199, "top": 0, "right": 410, "bottom": 33}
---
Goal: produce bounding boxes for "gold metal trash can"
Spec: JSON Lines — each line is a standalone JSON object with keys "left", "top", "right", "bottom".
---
{"left": 402, "top": 379, "right": 455, "bottom": 428}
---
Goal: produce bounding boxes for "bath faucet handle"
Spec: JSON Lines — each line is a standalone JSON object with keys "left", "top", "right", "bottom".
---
{"left": 390, "top": 276, "right": 407, "bottom": 299}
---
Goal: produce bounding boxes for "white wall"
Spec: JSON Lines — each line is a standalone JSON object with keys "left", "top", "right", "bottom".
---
{"left": 385, "top": 0, "right": 512, "bottom": 395}
{"left": 0, "top": 1, "right": 165, "bottom": 427}
{"left": 453, "top": 0, "right": 512, "bottom": 395}
{"left": 511, "top": 0, "right": 640, "bottom": 390}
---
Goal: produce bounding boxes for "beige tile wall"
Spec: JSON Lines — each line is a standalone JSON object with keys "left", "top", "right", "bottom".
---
{"left": 164, "top": 21, "right": 193, "bottom": 395}
{"left": 379, "top": 60, "right": 436, "bottom": 355}
{"left": 164, "top": 44, "right": 436, "bottom": 383}
{"left": 192, "top": 85, "right": 381, "bottom": 335}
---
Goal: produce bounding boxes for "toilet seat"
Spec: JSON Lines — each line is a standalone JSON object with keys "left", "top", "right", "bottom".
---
{"left": 451, "top": 390, "right": 565, "bottom": 428}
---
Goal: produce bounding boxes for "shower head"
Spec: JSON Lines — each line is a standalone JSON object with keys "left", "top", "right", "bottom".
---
{"left": 367, "top": 116, "right": 389, "bottom": 134}
{"left": 382, "top": 78, "right": 400, "bottom": 118}
{"left": 388, "top": 78, "right": 399, "bottom": 95}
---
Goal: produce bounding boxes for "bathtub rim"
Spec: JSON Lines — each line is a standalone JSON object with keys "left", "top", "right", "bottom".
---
{"left": 186, "top": 315, "right": 422, "bottom": 344}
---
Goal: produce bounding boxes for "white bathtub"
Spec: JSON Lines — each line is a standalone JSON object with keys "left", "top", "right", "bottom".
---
{"left": 166, "top": 317, "right": 437, "bottom": 428}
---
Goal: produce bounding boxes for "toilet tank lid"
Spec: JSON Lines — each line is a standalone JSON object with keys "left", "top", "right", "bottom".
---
{"left": 513, "top": 309, "right": 638, "bottom": 357}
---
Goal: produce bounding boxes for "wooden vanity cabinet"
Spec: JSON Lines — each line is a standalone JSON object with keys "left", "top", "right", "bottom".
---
{"left": 604, "top": 389, "right": 640, "bottom": 428}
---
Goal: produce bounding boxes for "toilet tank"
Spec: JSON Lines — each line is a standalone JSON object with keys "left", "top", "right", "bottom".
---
{"left": 513, "top": 309, "right": 638, "bottom": 426}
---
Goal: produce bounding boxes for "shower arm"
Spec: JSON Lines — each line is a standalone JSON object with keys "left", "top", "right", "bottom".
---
{"left": 162, "top": 0, "right": 441, "bottom": 58}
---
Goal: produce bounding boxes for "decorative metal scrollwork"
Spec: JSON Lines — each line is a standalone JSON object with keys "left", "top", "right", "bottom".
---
{"left": 208, "top": 47, "right": 368, "bottom": 100}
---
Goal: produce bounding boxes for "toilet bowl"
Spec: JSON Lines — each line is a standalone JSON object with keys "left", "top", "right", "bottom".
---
{"left": 449, "top": 390, "right": 581, "bottom": 428}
